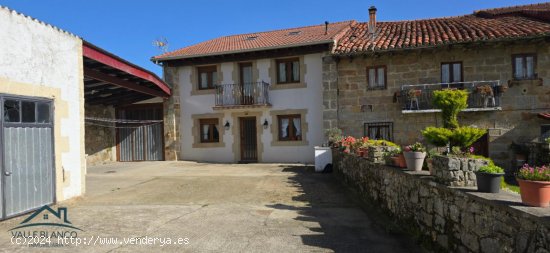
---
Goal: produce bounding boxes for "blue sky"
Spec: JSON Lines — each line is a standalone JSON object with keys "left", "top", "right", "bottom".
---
{"left": 0, "top": 0, "right": 544, "bottom": 76}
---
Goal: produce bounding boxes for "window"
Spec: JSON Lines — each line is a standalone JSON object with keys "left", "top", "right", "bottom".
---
{"left": 3, "top": 99, "right": 51, "bottom": 124}
{"left": 367, "top": 66, "right": 386, "bottom": 89}
{"left": 364, "top": 122, "right": 393, "bottom": 141}
{"left": 513, "top": 54, "right": 537, "bottom": 80}
{"left": 278, "top": 114, "right": 302, "bottom": 141}
{"left": 197, "top": 66, "right": 218, "bottom": 90}
{"left": 276, "top": 58, "right": 300, "bottom": 84}
{"left": 4, "top": 99, "right": 20, "bottom": 122}
{"left": 199, "top": 118, "right": 220, "bottom": 143}
{"left": 441, "top": 62, "right": 463, "bottom": 83}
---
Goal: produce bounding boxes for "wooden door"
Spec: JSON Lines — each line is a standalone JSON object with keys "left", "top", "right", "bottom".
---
{"left": 240, "top": 117, "right": 257, "bottom": 162}
{"left": 471, "top": 132, "right": 489, "bottom": 157}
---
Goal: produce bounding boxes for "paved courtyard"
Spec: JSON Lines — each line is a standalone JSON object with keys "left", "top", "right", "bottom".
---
{"left": 0, "top": 162, "right": 420, "bottom": 252}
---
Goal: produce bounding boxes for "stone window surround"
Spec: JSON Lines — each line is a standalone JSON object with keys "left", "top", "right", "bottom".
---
{"left": 190, "top": 64, "right": 222, "bottom": 96}
{"left": 270, "top": 109, "right": 309, "bottom": 146}
{"left": 230, "top": 111, "right": 264, "bottom": 162}
{"left": 191, "top": 113, "right": 225, "bottom": 148}
{"left": 269, "top": 56, "right": 307, "bottom": 90}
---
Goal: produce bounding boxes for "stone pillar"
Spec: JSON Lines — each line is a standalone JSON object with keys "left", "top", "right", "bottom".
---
{"left": 163, "top": 66, "right": 181, "bottom": 161}
{"left": 322, "top": 56, "right": 339, "bottom": 140}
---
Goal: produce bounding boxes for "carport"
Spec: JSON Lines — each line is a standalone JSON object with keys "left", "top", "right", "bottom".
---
{"left": 82, "top": 41, "right": 171, "bottom": 164}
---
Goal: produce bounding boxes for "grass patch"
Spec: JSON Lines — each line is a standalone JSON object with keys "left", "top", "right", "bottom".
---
{"left": 500, "top": 177, "right": 520, "bottom": 193}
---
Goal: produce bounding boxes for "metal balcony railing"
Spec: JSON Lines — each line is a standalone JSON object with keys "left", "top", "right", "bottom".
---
{"left": 214, "top": 81, "right": 270, "bottom": 107}
{"left": 400, "top": 80, "right": 503, "bottom": 112}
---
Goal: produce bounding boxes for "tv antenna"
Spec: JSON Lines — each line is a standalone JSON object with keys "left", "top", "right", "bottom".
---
{"left": 153, "top": 37, "right": 169, "bottom": 53}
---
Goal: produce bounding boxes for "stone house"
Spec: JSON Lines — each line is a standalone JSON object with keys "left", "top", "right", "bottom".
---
{"left": 322, "top": 3, "right": 550, "bottom": 168}
{"left": 152, "top": 21, "right": 353, "bottom": 163}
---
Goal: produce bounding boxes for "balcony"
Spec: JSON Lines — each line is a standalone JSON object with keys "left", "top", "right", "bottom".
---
{"left": 399, "top": 80, "right": 504, "bottom": 114}
{"left": 214, "top": 81, "right": 271, "bottom": 109}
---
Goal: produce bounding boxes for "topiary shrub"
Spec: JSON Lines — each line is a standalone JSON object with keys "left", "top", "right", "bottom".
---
{"left": 422, "top": 127, "right": 453, "bottom": 147}
{"left": 432, "top": 89, "right": 468, "bottom": 129}
{"left": 449, "top": 127, "right": 487, "bottom": 148}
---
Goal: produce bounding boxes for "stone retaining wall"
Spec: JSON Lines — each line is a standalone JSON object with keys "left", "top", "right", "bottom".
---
{"left": 333, "top": 150, "right": 550, "bottom": 253}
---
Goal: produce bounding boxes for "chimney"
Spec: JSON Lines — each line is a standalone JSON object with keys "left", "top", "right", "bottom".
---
{"left": 325, "top": 21, "right": 329, "bottom": 35}
{"left": 368, "top": 6, "right": 377, "bottom": 35}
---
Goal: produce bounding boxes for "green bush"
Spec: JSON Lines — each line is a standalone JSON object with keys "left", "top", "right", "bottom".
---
{"left": 478, "top": 165, "right": 504, "bottom": 174}
{"left": 422, "top": 127, "right": 452, "bottom": 147}
{"left": 432, "top": 89, "right": 468, "bottom": 129}
{"left": 449, "top": 127, "right": 487, "bottom": 148}
{"left": 367, "top": 139, "right": 399, "bottom": 147}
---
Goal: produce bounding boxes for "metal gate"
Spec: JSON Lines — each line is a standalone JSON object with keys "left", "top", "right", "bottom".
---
{"left": 0, "top": 95, "right": 55, "bottom": 219}
{"left": 117, "top": 104, "right": 163, "bottom": 162}
{"left": 240, "top": 117, "right": 257, "bottom": 162}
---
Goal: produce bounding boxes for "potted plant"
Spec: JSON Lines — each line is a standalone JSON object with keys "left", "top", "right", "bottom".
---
{"left": 358, "top": 137, "right": 370, "bottom": 158}
{"left": 516, "top": 164, "right": 550, "bottom": 207}
{"left": 340, "top": 136, "right": 355, "bottom": 153}
{"left": 386, "top": 147, "right": 407, "bottom": 168}
{"left": 325, "top": 128, "right": 342, "bottom": 148}
{"left": 403, "top": 142, "right": 427, "bottom": 171}
{"left": 475, "top": 165, "right": 504, "bottom": 193}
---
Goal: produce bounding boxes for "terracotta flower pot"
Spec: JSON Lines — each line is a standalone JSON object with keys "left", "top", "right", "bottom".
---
{"left": 395, "top": 154, "right": 407, "bottom": 168}
{"left": 403, "top": 151, "right": 426, "bottom": 171}
{"left": 517, "top": 179, "right": 550, "bottom": 208}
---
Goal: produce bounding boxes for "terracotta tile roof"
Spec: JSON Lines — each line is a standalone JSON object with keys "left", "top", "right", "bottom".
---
{"left": 153, "top": 21, "right": 355, "bottom": 61}
{"left": 334, "top": 3, "right": 550, "bottom": 55}
{"left": 474, "top": 2, "right": 550, "bottom": 17}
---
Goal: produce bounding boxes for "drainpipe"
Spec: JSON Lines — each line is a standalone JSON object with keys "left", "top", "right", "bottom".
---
{"left": 335, "top": 57, "right": 340, "bottom": 129}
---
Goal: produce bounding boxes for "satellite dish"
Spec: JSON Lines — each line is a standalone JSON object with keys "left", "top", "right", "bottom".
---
{"left": 153, "top": 37, "right": 169, "bottom": 53}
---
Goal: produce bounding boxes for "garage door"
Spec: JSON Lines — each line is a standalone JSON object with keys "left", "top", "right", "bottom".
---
{"left": 117, "top": 104, "right": 163, "bottom": 161}
{"left": 0, "top": 95, "right": 55, "bottom": 219}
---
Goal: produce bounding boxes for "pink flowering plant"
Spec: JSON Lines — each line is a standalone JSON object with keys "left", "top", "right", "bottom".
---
{"left": 517, "top": 164, "right": 550, "bottom": 181}
{"left": 404, "top": 142, "right": 426, "bottom": 152}
{"left": 339, "top": 136, "right": 356, "bottom": 153}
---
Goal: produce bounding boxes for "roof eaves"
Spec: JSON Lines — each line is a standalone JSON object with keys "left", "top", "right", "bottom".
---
{"left": 332, "top": 33, "right": 550, "bottom": 57}
{"left": 152, "top": 40, "right": 335, "bottom": 62}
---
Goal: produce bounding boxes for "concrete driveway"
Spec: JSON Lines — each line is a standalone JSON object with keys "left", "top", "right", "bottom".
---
{"left": 0, "top": 162, "right": 420, "bottom": 252}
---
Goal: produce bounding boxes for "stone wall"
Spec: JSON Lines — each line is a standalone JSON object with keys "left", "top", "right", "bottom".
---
{"left": 333, "top": 151, "right": 550, "bottom": 253}
{"left": 323, "top": 41, "right": 550, "bottom": 170}
{"left": 163, "top": 66, "right": 181, "bottom": 161}
{"left": 432, "top": 155, "right": 489, "bottom": 187}
{"left": 84, "top": 105, "right": 116, "bottom": 166}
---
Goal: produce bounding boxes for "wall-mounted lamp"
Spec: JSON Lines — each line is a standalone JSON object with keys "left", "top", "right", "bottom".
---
{"left": 224, "top": 121, "right": 230, "bottom": 130}
{"left": 263, "top": 119, "right": 269, "bottom": 129}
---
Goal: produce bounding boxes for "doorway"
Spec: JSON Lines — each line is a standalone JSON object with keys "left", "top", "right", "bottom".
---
{"left": 239, "top": 62, "right": 254, "bottom": 105}
{"left": 0, "top": 95, "right": 55, "bottom": 219}
{"left": 239, "top": 117, "right": 257, "bottom": 162}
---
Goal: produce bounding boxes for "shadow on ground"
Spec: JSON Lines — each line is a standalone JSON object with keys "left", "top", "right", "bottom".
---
{"left": 267, "top": 165, "right": 422, "bottom": 253}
